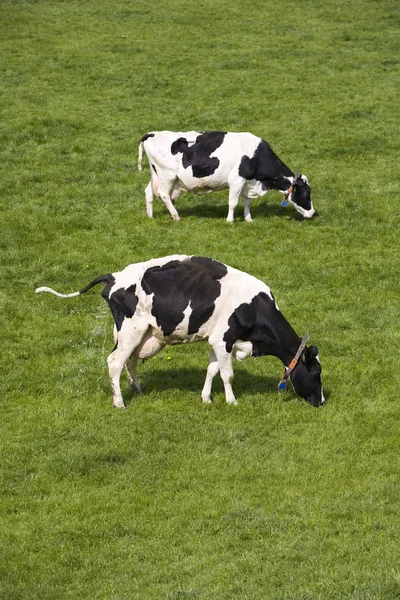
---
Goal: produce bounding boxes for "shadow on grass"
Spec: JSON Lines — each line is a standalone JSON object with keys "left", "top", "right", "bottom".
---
{"left": 140, "top": 366, "right": 277, "bottom": 395}
{"left": 175, "top": 199, "right": 289, "bottom": 221}
{"left": 116, "top": 365, "right": 331, "bottom": 407}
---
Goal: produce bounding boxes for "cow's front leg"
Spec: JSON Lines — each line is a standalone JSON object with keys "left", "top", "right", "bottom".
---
{"left": 201, "top": 349, "right": 220, "bottom": 403}
{"left": 212, "top": 342, "right": 237, "bottom": 405}
{"left": 242, "top": 194, "right": 253, "bottom": 222}
{"left": 226, "top": 182, "right": 243, "bottom": 223}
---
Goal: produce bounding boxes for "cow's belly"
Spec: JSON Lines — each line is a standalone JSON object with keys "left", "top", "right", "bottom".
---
{"left": 148, "top": 303, "right": 213, "bottom": 346}
{"left": 150, "top": 325, "right": 208, "bottom": 346}
{"left": 178, "top": 175, "right": 229, "bottom": 195}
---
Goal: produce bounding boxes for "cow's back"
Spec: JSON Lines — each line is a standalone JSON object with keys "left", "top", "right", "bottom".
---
{"left": 143, "top": 131, "right": 200, "bottom": 170}
{"left": 139, "top": 256, "right": 229, "bottom": 342}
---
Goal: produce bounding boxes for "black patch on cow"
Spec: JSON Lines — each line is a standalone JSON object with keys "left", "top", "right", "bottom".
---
{"left": 102, "top": 284, "right": 139, "bottom": 332}
{"left": 238, "top": 139, "right": 293, "bottom": 190}
{"left": 141, "top": 256, "right": 228, "bottom": 337}
{"left": 223, "top": 291, "right": 298, "bottom": 364}
{"left": 171, "top": 137, "right": 190, "bottom": 155}
{"left": 140, "top": 132, "right": 155, "bottom": 144}
{"left": 171, "top": 131, "right": 227, "bottom": 178}
{"left": 99, "top": 275, "right": 116, "bottom": 301}
{"left": 151, "top": 163, "right": 157, "bottom": 175}
{"left": 223, "top": 292, "right": 277, "bottom": 353}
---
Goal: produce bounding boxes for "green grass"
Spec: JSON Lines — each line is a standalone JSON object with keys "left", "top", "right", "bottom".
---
{"left": 1, "top": 0, "right": 400, "bottom": 598}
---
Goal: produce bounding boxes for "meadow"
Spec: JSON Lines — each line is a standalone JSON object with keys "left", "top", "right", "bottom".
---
{"left": 1, "top": 0, "right": 399, "bottom": 598}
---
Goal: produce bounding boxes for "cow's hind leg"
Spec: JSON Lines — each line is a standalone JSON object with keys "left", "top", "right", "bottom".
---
{"left": 145, "top": 181, "right": 154, "bottom": 218}
{"left": 201, "top": 349, "right": 220, "bottom": 403}
{"left": 155, "top": 176, "right": 181, "bottom": 220}
{"left": 125, "top": 355, "right": 141, "bottom": 393}
{"left": 125, "top": 329, "right": 166, "bottom": 394}
{"left": 171, "top": 180, "right": 181, "bottom": 205}
{"left": 145, "top": 169, "right": 160, "bottom": 218}
{"left": 107, "top": 318, "right": 149, "bottom": 408}
{"left": 159, "top": 189, "right": 180, "bottom": 220}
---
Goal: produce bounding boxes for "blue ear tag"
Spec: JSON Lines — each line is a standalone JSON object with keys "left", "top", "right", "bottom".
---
{"left": 281, "top": 200, "right": 288, "bottom": 207}
{"left": 278, "top": 380, "right": 287, "bottom": 391}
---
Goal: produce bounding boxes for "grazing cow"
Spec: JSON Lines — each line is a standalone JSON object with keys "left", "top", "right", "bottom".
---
{"left": 36, "top": 255, "right": 324, "bottom": 409}
{"left": 137, "top": 131, "right": 315, "bottom": 222}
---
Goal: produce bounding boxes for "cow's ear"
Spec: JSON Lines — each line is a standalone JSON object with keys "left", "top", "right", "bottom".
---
{"left": 304, "top": 345, "right": 318, "bottom": 365}
{"left": 301, "top": 174, "right": 309, "bottom": 184}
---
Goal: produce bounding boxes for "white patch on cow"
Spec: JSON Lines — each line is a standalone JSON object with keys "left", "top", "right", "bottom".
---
{"left": 242, "top": 180, "right": 267, "bottom": 199}
{"left": 233, "top": 341, "right": 253, "bottom": 361}
{"left": 169, "top": 303, "right": 192, "bottom": 342}
{"left": 289, "top": 201, "right": 315, "bottom": 219}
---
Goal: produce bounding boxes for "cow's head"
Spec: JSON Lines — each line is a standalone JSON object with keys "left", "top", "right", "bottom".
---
{"left": 289, "top": 345, "right": 325, "bottom": 406}
{"left": 286, "top": 173, "right": 315, "bottom": 219}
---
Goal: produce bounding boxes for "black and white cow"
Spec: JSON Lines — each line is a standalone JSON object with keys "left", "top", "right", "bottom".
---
{"left": 137, "top": 131, "right": 315, "bottom": 222}
{"left": 36, "top": 255, "right": 324, "bottom": 408}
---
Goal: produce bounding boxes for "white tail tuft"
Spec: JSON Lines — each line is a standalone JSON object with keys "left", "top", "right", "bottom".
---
{"left": 35, "top": 286, "right": 80, "bottom": 298}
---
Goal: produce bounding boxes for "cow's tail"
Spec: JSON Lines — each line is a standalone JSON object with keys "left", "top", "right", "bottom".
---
{"left": 138, "top": 133, "right": 155, "bottom": 171}
{"left": 35, "top": 274, "right": 114, "bottom": 299}
{"left": 137, "top": 141, "right": 143, "bottom": 171}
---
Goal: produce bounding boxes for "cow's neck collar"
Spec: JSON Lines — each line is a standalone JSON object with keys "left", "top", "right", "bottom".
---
{"left": 278, "top": 332, "right": 310, "bottom": 391}
{"left": 281, "top": 171, "right": 300, "bottom": 207}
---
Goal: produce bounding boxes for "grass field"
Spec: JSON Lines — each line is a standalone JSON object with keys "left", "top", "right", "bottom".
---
{"left": 1, "top": 0, "right": 400, "bottom": 598}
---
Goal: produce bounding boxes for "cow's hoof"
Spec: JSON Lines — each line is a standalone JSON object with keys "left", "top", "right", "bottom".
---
{"left": 113, "top": 402, "right": 126, "bottom": 409}
{"left": 226, "top": 399, "right": 238, "bottom": 406}
{"left": 201, "top": 396, "right": 212, "bottom": 404}
{"left": 130, "top": 381, "right": 141, "bottom": 393}
{"left": 245, "top": 216, "right": 253, "bottom": 223}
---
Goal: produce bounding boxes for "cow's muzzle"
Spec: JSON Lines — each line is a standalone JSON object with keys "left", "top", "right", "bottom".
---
{"left": 309, "top": 391, "right": 325, "bottom": 407}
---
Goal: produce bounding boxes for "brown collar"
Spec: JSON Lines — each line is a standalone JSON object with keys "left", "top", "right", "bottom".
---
{"left": 282, "top": 171, "right": 300, "bottom": 207}
{"left": 278, "top": 332, "right": 310, "bottom": 391}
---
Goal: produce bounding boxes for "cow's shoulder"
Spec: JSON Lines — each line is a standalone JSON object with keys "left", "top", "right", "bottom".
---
{"left": 222, "top": 289, "right": 278, "bottom": 352}
{"left": 237, "top": 136, "right": 292, "bottom": 184}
